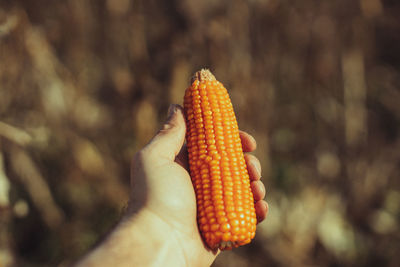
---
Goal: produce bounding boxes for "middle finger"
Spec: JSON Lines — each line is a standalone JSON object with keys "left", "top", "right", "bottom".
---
{"left": 244, "top": 154, "right": 262, "bottom": 181}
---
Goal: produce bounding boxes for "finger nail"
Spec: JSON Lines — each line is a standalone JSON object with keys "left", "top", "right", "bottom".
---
{"left": 162, "top": 104, "right": 178, "bottom": 130}
{"left": 167, "top": 104, "right": 177, "bottom": 119}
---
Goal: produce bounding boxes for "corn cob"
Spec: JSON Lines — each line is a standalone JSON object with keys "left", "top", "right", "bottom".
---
{"left": 183, "top": 69, "right": 257, "bottom": 250}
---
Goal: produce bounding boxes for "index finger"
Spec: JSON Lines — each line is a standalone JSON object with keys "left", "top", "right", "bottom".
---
{"left": 239, "top": 130, "right": 257, "bottom": 152}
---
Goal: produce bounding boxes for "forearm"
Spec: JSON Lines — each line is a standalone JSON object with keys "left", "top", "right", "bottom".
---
{"left": 75, "top": 209, "right": 187, "bottom": 267}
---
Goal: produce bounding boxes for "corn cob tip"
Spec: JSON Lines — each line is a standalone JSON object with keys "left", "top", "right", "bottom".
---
{"left": 191, "top": 68, "right": 216, "bottom": 84}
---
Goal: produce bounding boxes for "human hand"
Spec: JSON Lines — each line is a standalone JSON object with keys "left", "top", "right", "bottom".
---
{"left": 126, "top": 104, "right": 268, "bottom": 266}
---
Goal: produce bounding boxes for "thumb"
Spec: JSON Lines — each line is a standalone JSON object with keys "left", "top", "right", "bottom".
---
{"left": 144, "top": 104, "right": 186, "bottom": 161}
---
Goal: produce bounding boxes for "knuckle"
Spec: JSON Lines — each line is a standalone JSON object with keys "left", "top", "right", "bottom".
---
{"left": 137, "top": 145, "right": 159, "bottom": 162}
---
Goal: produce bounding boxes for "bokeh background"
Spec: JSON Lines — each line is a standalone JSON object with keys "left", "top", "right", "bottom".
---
{"left": 1, "top": 0, "right": 399, "bottom": 266}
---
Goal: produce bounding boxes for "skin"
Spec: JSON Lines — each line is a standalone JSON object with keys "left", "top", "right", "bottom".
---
{"left": 76, "top": 104, "right": 269, "bottom": 267}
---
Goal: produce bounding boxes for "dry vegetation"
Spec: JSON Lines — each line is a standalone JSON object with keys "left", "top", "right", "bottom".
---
{"left": 0, "top": 0, "right": 399, "bottom": 266}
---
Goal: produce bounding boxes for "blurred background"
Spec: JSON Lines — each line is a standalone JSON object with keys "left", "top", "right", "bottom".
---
{"left": 0, "top": 0, "right": 399, "bottom": 266}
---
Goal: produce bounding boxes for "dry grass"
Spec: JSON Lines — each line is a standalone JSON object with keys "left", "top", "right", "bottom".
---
{"left": 0, "top": 0, "right": 399, "bottom": 266}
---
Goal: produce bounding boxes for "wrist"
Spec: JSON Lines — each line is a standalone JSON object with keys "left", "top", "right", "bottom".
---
{"left": 76, "top": 208, "right": 187, "bottom": 267}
